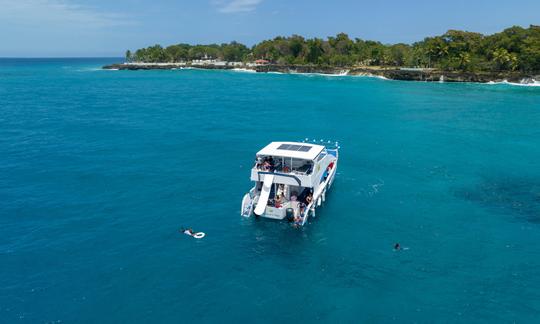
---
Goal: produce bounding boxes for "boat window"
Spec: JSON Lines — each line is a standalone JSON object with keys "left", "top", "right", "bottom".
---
{"left": 316, "top": 152, "right": 326, "bottom": 162}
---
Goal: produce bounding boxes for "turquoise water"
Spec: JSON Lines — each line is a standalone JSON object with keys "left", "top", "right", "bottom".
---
{"left": 1, "top": 58, "right": 540, "bottom": 323}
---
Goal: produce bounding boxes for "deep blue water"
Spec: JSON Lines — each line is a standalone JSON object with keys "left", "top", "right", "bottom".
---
{"left": 1, "top": 58, "right": 540, "bottom": 323}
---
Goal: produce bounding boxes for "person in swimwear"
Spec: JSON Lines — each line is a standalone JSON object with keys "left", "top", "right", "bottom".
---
{"left": 394, "top": 243, "right": 400, "bottom": 250}
{"left": 305, "top": 192, "right": 313, "bottom": 205}
{"left": 274, "top": 194, "right": 283, "bottom": 208}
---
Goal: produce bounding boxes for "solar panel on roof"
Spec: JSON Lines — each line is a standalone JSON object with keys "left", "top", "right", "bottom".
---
{"left": 298, "top": 146, "right": 312, "bottom": 152}
{"left": 288, "top": 144, "right": 302, "bottom": 150}
{"left": 276, "top": 143, "right": 313, "bottom": 153}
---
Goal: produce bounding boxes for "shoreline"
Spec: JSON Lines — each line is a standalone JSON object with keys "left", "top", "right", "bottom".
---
{"left": 102, "top": 63, "right": 540, "bottom": 85}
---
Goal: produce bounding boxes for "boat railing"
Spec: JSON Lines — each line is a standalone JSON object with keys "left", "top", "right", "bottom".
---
{"left": 253, "top": 164, "right": 312, "bottom": 176}
{"left": 300, "top": 160, "right": 338, "bottom": 226}
{"left": 256, "top": 171, "right": 302, "bottom": 186}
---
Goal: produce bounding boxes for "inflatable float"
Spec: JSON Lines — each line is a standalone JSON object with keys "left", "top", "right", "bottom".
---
{"left": 182, "top": 229, "right": 205, "bottom": 239}
{"left": 192, "top": 232, "right": 205, "bottom": 239}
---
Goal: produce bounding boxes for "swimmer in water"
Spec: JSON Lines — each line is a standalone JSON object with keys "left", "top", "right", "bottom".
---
{"left": 394, "top": 243, "right": 409, "bottom": 251}
{"left": 181, "top": 228, "right": 194, "bottom": 236}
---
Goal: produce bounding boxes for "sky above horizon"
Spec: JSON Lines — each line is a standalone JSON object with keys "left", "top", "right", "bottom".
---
{"left": 1, "top": 0, "right": 539, "bottom": 57}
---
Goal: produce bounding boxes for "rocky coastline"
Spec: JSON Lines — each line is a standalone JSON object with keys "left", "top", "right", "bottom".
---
{"left": 102, "top": 63, "right": 539, "bottom": 84}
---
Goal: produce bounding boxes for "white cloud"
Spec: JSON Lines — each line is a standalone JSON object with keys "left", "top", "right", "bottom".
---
{"left": 217, "top": 0, "right": 262, "bottom": 13}
{"left": 0, "top": 0, "right": 131, "bottom": 28}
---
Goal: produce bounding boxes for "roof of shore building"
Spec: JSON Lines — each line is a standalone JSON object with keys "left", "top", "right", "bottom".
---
{"left": 256, "top": 142, "right": 325, "bottom": 160}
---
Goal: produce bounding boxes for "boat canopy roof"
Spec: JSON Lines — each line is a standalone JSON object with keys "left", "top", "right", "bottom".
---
{"left": 256, "top": 141, "right": 325, "bottom": 161}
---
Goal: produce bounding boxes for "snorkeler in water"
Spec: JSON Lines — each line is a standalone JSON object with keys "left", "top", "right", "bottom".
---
{"left": 393, "top": 243, "right": 409, "bottom": 251}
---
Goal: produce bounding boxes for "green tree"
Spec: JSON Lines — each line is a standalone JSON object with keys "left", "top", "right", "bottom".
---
{"left": 457, "top": 52, "right": 471, "bottom": 70}
{"left": 388, "top": 44, "right": 412, "bottom": 66}
{"left": 306, "top": 38, "right": 324, "bottom": 64}
{"left": 520, "top": 25, "right": 540, "bottom": 71}
{"left": 221, "top": 41, "right": 249, "bottom": 61}
{"left": 492, "top": 48, "right": 518, "bottom": 71}
{"left": 330, "top": 33, "right": 354, "bottom": 55}
{"left": 165, "top": 45, "right": 188, "bottom": 62}
{"left": 288, "top": 35, "right": 306, "bottom": 58}
{"left": 128, "top": 25, "right": 540, "bottom": 72}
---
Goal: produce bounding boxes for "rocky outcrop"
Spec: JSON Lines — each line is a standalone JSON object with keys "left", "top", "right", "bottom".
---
{"left": 356, "top": 69, "right": 536, "bottom": 83}
{"left": 253, "top": 64, "right": 347, "bottom": 74}
{"left": 102, "top": 63, "right": 539, "bottom": 84}
{"left": 102, "top": 63, "right": 237, "bottom": 71}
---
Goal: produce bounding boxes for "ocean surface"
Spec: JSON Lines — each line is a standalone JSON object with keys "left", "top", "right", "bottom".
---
{"left": 1, "top": 58, "right": 540, "bottom": 323}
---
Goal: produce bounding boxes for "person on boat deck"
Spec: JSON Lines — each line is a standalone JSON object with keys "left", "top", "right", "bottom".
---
{"left": 277, "top": 184, "right": 285, "bottom": 197}
{"left": 256, "top": 157, "right": 264, "bottom": 170}
{"left": 293, "top": 214, "right": 303, "bottom": 226}
{"left": 323, "top": 165, "right": 331, "bottom": 181}
{"left": 294, "top": 203, "right": 305, "bottom": 226}
{"left": 261, "top": 156, "right": 274, "bottom": 171}
{"left": 274, "top": 194, "right": 283, "bottom": 208}
{"left": 298, "top": 202, "right": 306, "bottom": 216}
{"left": 305, "top": 192, "right": 313, "bottom": 205}
{"left": 268, "top": 157, "right": 276, "bottom": 171}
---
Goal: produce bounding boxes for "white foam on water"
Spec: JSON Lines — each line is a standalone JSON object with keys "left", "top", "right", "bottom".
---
{"left": 231, "top": 68, "right": 256, "bottom": 73}
{"left": 372, "top": 74, "right": 389, "bottom": 80}
{"left": 294, "top": 70, "right": 349, "bottom": 77}
{"left": 350, "top": 73, "right": 389, "bottom": 80}
{"left": 368, "top": 180, "right": 385, "bottom": 197}
{"left": 486, "top": 79, "right": 540, "bottom": 87}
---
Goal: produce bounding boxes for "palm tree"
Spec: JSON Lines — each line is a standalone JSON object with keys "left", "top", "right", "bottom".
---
{"left": 509, "top": 53, "right": 519, "bottom": 71}
{"left": 492, "top": 48, "right": 510, "bottom": 70}
{"left": 125, "top": 50, "right": 132, "bottom": 63}
{"left": 424, "top": 40, "right": 448, "bottom": 68}
{"left": 436, "top": 44, "right": 449, "bottom": 58}
{"left": 457, "top": 52, "right": 471, "bottom": 70}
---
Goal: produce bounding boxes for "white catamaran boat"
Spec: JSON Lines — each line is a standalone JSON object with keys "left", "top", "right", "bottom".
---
{"left": 241, "top": 141, "right": 339, "bottom": 226}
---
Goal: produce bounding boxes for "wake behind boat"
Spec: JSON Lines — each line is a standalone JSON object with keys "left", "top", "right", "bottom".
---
{"left": 241, "top": 141, "right": 339, "bottom": 226}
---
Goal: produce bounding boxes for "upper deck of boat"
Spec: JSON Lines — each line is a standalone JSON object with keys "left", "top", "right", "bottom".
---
{"left": 256, "top": 142, "right": 325, "bottom": 161}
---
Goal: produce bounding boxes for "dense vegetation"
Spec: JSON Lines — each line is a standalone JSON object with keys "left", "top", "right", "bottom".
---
{"left": 128, "top": 25, "right": 540, "bottom": 72}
